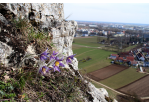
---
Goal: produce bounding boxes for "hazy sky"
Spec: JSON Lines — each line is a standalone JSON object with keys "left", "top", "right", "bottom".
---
{"left": 64, "top": 3, "right": 149, "bottom": 24}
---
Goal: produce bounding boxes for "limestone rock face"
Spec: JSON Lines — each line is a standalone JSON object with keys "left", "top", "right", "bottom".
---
{"left": 0, "top": 41, "right": 14, "bottom": 66}
{"left": 99, "top": 88, "right": 109, "bottom": 98}
{"left": 88, "top": 82, "right": 107, "bottom": 102}
{"left": 0, "top": 3, "right": 64, "bottom": 28}
{"left": 51, "top": 20, "right": 78, "bottom": 69}
{"left": 0, "top": 3, "right": 78, "bottom": 70}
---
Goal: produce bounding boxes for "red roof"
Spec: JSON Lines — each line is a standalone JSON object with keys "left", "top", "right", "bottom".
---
{"left": 111, "top": 54, "right": 119, "bottom": 57}
{"left": 117, "top": 57, "right": 123, "bottom": 60}
{"left": 115, "top": 57, "right": 128, "bottom": 62}
{"left": 119, "top": 55, "right": 126, "bottom": 57}
{"left": 119, "top": 52, "right": 133, "bottom": 57}
{"left": 126, "top": 56, "right": 134, "bottom": 61}
{"left": 123, "top": 59, "right": 128, "bottom": 62}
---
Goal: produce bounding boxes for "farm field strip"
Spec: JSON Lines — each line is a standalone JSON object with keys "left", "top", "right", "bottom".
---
{"left": 117, "top": 74, "right": 149, "bottom": 97}
{"left": 89, "top": 76, "right": 149, "bottom": 100}
{"left": 87, "top": 64, "right": 129, "bottom": 81}
{"left": 73, "top": 47, "right": 93, "bottom": 55}
{"left": 73, "top": 36, "right": 104, "bottom": 47}
{"left": 75, "top": 49, "right": 96, "bottom": 57}
{"left": 73, "top": 44, "right": 116, "bottom": 73}
{"left": 73, "top": 43, "right": 103, "bottom": 49}
{"left": 80, "top": 59, "right": 112, "bottom": 73}
{"left": 72, "top": 44, "right": 82, "bottom": 50}
{"left": 73, "top": 41, "right": 101, "bottom": 47}
{"left": 99, "top": 67, "right": 146, "bottom": 89}
{"left": 77, "top": 49, "right": 115, "bottom": 69}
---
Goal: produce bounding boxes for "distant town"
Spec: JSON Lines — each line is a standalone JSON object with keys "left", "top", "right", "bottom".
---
{"left": 75, "top": 20, "right": 149, "bottom": 39}
{"left": 74, "top": 20, "right": 149, "bottom": 49}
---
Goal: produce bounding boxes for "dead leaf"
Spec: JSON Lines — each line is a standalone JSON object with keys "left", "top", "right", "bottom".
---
{"left": 18, "top": 94, "right": 22, "bottom": 99}
{"left": 4, "top": 75, "right": 10, "bottom": 82}
{"left": 18, "top": 94, "right": 25, "bottom": 99}
{"left": 22, "top": 94, "right": 25, "bottom": 98}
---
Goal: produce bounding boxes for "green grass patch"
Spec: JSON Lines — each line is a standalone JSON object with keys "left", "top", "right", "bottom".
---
{"left": 76, "top": 48, "right": 115, "bottom": 69}
{"left": 101, "top": 46, "right": 118, "bottom": 52}
{"left": 100, "top": 67, "right": 146, "bottom": 89}
{"left": 73, "top": 46, "right": 116, "bottom": 73}
{"left": 125, "top": 45, "right": 137, "bottom": 51}
{"left": 73, "top": 36, "right": 104, "bottom": 47}
{"left": 81, "top": 59, "right": 112, "bottom": 73}
{"left": 72, "top": 44, "right": 82, "bottom": 50}
{"left": 73, "top": 47, "right": 94, "bottom": 55}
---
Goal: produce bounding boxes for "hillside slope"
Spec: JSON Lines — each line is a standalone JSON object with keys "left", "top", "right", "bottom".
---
{"left": 0, "top": 3, "right": 111, "bottom": 102}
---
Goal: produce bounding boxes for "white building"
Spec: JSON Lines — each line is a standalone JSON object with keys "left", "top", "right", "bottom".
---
{"left": 89, "top": 25, "right": 98, "bottom": 28}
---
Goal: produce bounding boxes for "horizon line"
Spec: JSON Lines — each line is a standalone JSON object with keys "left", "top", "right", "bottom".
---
{"left": 66, "top": 19, "right": 149, "bottom": 25}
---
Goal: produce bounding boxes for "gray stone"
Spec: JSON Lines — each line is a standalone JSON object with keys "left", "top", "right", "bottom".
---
{"left": 98, "top": 88, "right": 109, "bottom": 97}
{"left": 19, "top": 45, "right": 38, "bottom": 67}
{"left": 87, "top": 82, "right": 107, "bottom": 102}
{"left": 0, "top": 13, "right": 8, "bottom": 25}
{"left": 0, "top": 41, "right": 14, "bottom": 66}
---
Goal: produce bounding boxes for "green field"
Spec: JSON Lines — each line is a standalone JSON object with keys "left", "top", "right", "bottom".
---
{"left": 82, "top": 59, "right": 112, "bottom": 73}
{"left": 100, "top": 67, "right": 146, "bottom": 89}
{"left": 73, "top": 36, "right": 105, "bottom": 47}
{"left": 125, "top": 44, "right": 137, "bottom": 51}
{"left": 72, "top": 37, "right": 146, "bottom": 98}
{"left": 72, "top": 44, "right": 82, "bottom": 50}
{"left": 73, "top": 47, "right": 115, "bottom": 73}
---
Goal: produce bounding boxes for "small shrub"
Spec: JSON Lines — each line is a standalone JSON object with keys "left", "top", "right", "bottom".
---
{"left": 79, "top": 57, "right": 92, "bottom": 63}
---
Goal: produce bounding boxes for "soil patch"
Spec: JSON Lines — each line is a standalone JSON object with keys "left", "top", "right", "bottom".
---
{"left": 117, "top": 75, "right": 149, "bottom": 97}
{"left": 87, "top": 64, "right": 129, "bottom": 81}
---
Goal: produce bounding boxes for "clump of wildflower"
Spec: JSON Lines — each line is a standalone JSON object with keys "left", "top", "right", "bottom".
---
{"left": 40, "top": 48, "right": 49, "bottom": 61}
{"left": 39, "top": 66, "right": 52, "bottom": 75}
{"left": 66, "top": 54, "right": 76, "bottom": 64}
{"left": 53, "top": 56, "right": 64, "bottom": 72}
{"left": 49, "top": 51, "right": 58, "bottom": 61}
{"left": 38, "top": 49, "right": 76, "bottom": 75}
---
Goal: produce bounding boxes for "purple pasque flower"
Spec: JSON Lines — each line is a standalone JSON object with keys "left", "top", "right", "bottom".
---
{"left": 39, "top": 66, "right": 52, "bottom": 75}
{"left": 53, "top": 51, "right": 58, "bottom": 55}
{"left": 66, "top": 54, "right": 76, "bottom": 64}
{"left": 52, "top": 56, "right": 64, "bottom": 72}
{"left": 40, "top": 48, "right": 49, "bottom": 61}
{"left": 49, "top": 51, "right": 58, "bottom": 61}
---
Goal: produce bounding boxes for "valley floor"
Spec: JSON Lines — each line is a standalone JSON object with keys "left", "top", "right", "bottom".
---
{"left": 73, "top": 36, "right": 149, "bottom": 100}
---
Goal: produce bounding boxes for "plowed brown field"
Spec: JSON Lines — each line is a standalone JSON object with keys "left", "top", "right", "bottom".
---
{"left": 87, "top": 64, "right": 129, "bottom": 81}
{"left": 117, "top": 75, "right": 149, "bottom": 97}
